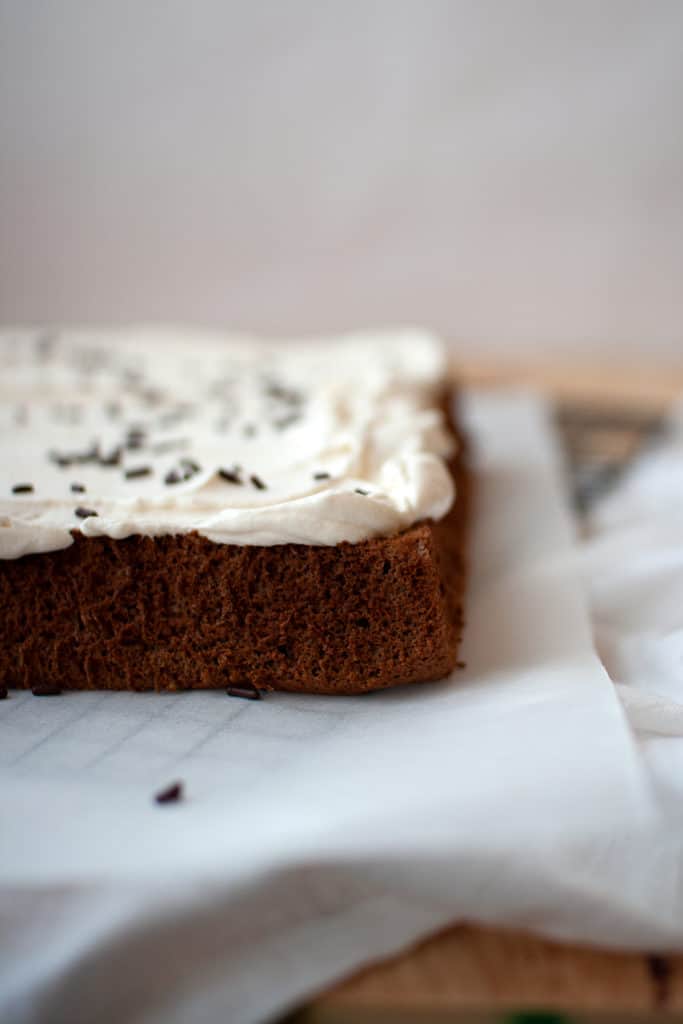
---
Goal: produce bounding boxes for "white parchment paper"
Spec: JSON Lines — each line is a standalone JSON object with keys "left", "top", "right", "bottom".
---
{"left": 0, "top": 394, "right": 651, "bottom": 1024}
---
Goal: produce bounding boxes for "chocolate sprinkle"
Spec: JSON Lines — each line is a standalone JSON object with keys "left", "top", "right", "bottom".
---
{"left": 124, "top": 466, "right": 152, "bottom": 479}
{"left": 265, "top": 383, "right": 303, "bottom": 406}
{"left": 75, "top": 442, "right": 99, "bottom": 464}
{"left": 355, "top": 488, "right": 369, "bottom": 495}
{"left": 125, "top": 433, "right": 146, "bottom": 451}
{"left": 164, "top": 469, "right": 182, "bottom": 485}
{"left": 273, "top": 414, "right": 300, "bottom": 431}
{"left": 180, "top": 458, "right": 201, "bottom": 474}
{"left": 227, "top": 684, "right": 262, "bottom": 701}
{"left": 75, "top": 506, "right": 98, "bottom": 519}
{"left": 31, "top": 685, "right": 62, "bottom": 697}
{"left": 50, "top": 442, "right": 104, "bottom": 468}
{"left": 49, "top": 450, "right": 73, "bottom": 468}
{"left": 250, "top": 474, "right": 267, "bottom": 491}
{"left": 11, "top": 483, "right": 34, "bottom": 494}
{"left": 313, "top": 472, "right": 331, "bottom": 480}
{"left": 647, "top": 954, "right": 672, "bottom": 1008}
{"left": 219, "top": 468, "right": 242, "bottom": 484}
{"left": 98, "top": 446, "right": 122, "bottom": 467}
{"left": 70, "top": 483, "right": 86, "bottom": 493}
{"left": 154, "top": 781, "right": 184, "bottom": 805}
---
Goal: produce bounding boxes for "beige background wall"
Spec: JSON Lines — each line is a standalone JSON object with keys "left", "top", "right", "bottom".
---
{"left": 1, "top": 1, "right": 682, "bottom": 365}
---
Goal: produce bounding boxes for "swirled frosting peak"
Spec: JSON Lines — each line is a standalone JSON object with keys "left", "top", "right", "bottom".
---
{"left": 0, "top": 327, "right": 456, "bottom": 558}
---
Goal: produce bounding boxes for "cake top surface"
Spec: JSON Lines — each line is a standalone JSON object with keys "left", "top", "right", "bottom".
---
{"left": 0, "top": 327, "right": 456, "bottom": 557}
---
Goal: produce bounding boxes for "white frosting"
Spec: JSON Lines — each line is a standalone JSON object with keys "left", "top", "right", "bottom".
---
{"left": 0, "top": 327, "right": 456, "bottom": 558}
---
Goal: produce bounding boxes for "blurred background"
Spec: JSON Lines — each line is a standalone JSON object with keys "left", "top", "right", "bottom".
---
{"left": 1, "top": 0, "right": 682, "bottom": 367}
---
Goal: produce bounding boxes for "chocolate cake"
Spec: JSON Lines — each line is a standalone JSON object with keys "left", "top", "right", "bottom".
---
{"left": 0, "top": 328, "right": 467, "bottom": 694}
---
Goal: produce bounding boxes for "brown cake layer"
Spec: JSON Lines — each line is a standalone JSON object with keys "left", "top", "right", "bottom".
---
{"left": 0, "top": 409, "right": 468, "bottom": 696}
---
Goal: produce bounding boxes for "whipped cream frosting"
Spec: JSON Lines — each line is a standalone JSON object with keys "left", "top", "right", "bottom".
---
{"left": 0, "top": 327, "right": 456, "bottom": 558}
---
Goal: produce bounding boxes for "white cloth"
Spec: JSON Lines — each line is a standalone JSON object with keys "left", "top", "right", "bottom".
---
{"left": 0, "top": 393, "right": 666, "bottom": 1024}
{"left": 586, "top": 399, "right": 683, "bottom": 733}
{"left": 575, "top": 400, "right": 683, "bottom": 958}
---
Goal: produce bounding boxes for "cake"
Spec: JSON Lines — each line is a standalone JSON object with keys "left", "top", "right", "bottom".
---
{"left": 0, "top": 328, "right": 468, "bottom": 695}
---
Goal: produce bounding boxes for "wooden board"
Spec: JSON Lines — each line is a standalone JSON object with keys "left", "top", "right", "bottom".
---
{"left": 451, "top": 357, "right": 683, "bottom": 412}
{"left": 290, "top": 361, "right": 683, "bottom": 1023}
{"left": 296, "top": 924, "right": 683, "bottom": 1022}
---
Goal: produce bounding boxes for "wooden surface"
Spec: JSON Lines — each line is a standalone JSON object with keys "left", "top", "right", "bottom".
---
{"left": 299, "top": 925, "right": 683, "bottom": 1022}
{"left": 451, "top": 357, "right": 683, "bottom": 412}
{"left": 293, "top": 360, "right": 683, "bottom": 1023}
